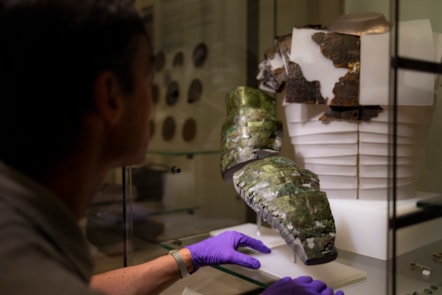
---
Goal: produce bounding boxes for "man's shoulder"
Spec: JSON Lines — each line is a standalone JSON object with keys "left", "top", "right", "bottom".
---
{"left": 0, "top": 197, "right": 99, "bottom": 295}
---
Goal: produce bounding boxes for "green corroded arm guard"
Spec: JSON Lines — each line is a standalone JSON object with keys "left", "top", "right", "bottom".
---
{"left": 220, "top": 86, "right": 283, "bottom": 181}
{"left": 233, "top": 156, "right": 337, "bottom": 265}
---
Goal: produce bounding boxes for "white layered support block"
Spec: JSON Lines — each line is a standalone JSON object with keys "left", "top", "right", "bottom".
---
{"left": 283, "top": 103, "right": 433, "bottom": 200}
{"left": 357, "top": 105, "right": 432, "bottom": 200}
{"left": 284, "top": 20, "right": 437, "bottom": 201}
{"left": 285, "top": 103, "right": 359, "bottom": 199}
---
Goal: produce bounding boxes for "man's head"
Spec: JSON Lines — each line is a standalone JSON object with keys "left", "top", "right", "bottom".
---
{"left": 0, "top": 0, "right": 153, "bottom": 178}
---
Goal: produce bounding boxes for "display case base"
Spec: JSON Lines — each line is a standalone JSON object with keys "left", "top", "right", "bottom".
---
{"left": 329, "top": 192, "right": 442, "bottom": 260}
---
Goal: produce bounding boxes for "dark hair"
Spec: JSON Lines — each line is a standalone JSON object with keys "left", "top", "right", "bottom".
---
{"left": 0, "top": 0, "right": 148, "bottom": 176}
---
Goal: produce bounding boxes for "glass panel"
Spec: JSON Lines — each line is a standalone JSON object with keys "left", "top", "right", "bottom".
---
{"left": 159, "top": 231, "right": 385, "bottom": 293}
{"left": 124, "top": 0, "right": 393, "bottom": 293}
{"left": 391, "top": 1, "right": 442, "bottom": 294}
{"left": 160, "top": 233, "right": 275, "bottom": 289}
{"left": 129, "top": 0, "right": 255, "bottom": 266}
{"left": 129, "top": 153, "right": 246, "bottom": 244}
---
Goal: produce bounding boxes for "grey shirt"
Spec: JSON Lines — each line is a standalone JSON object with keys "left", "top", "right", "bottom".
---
{"left": 0, "top": 162, "right": 101, "bottom": 295}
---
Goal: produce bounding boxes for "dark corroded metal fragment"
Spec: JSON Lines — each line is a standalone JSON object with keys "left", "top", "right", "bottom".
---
{"left": 263, "top": 45, "right": 287, "bottom": 91}
{"left": 320, "top": 105, "right": 383, "bottom": 121}
{"left": 220, "top": 87, "right": 283, "bottom": 181}
{"left": 285, "top": 62, "right": 326, "bottom": 104}
{"left": 276, "top": 33, "right": 292, "bottom": 66}
{"left": 256, "top": 34, "right": 293, "bottom": 93}
{"left": 330, "top": 70, "right": 360, "bottom": 106}
{"left": 274, "top": 33, "right": 326, "bottom": 104}
{"left": 311, "top": 32, "right": 360, "bottom": 68}
{"left": 256, "top": 26, "right": 384, "bottom": 122}
{"left": 233, "top": 156, "right": 337, "bottom": 265}
{"left": 318, "top": 62, "right": 383, "bottom": 121}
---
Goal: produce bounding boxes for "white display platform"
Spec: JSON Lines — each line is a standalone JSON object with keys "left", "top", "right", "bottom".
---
{"left": 210, "top": 223, "right": 367, "bottom": 289}
{"left": 329, "top": 192, "right": 442, "bottom": 260}
{"left": 210, "top": 223, "right": 286, "bottom": 249}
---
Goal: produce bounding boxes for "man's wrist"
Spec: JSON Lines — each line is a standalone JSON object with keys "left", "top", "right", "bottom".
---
{"left": 169, "top": 249, "right": 190, "bottom": 278}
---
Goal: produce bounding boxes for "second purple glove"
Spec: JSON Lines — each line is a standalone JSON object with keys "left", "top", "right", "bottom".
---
{"left": 185, "top": 231, "right": 271, "bottom": 271}
{"left": 262, "top": 276, "right": 344, "bottom": 295}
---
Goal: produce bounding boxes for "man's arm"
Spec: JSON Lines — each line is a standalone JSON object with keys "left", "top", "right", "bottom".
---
{"left": 90, "top": 248, "right": 193, "bottom": 295}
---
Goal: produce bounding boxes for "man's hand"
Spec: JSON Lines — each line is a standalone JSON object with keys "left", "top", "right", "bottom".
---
{"left": 262, "top": 276, "right": 344, "bottom": 295}
{"left": 185, "top": 231, "right": 271, "bottom": 271}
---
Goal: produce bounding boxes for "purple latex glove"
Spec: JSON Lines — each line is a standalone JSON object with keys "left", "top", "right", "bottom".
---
{"left": 262, "top": 276, "right": 344, "bottom": 295}
{"left": 185, "top": 231, "right": 271, "bottom": 271}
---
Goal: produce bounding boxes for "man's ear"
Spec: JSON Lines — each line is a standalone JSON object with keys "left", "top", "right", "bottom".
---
{"left": 92, "top": 71, "right": 125, "bottom": 126}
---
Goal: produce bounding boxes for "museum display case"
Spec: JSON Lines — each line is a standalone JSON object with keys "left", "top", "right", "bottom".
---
{"left": 81, "top": 0, "right": 442, "bottom": 294}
